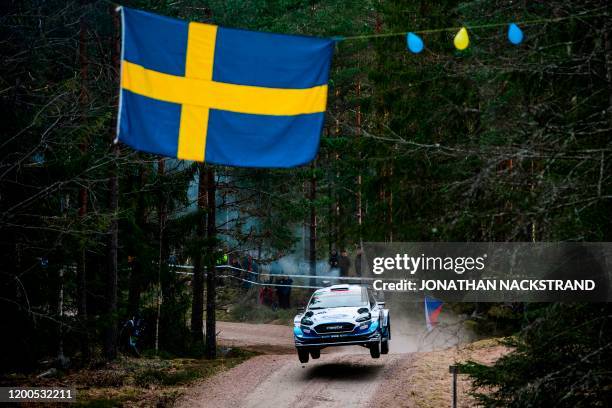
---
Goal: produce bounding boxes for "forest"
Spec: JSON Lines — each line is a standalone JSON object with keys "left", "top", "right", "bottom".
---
{"left": 1, "top": 0, "right": 611, "bottom": 406}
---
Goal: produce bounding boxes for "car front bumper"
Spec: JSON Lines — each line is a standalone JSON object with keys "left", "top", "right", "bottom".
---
{"left": 294, "top": 320, "right": 381, "bottom": 348}
{"left": 294, "top": 332, "right": 381, "bottom": 348}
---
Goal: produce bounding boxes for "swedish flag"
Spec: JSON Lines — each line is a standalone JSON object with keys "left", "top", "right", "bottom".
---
{"left": 116, "top": 8, "right": 334, "bottom": 168}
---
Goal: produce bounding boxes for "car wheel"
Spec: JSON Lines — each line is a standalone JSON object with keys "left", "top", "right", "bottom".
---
{"left": 310, "top": 349, "right": 320, "bottom": 359}
{"left": 381, "top": 340, "right": 389, "bottom": 354}
{"left": 298, "top": 348, "right": 310, "bottom": 363}
{"left": 370, "top": 341, "right": 381, "bottom": 358}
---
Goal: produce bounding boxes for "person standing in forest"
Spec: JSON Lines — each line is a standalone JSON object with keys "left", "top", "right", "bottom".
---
{"left": 329, "top": 249, "right": 339, "bottom": 273}
{"left": 338, "top": 249, "right": 351, "bottom": 277}
{"left": 277, "top": 276, "right": 293, "bottom": 308}
{"left": 122, "top": 312, "right": 144, "bottom": 357}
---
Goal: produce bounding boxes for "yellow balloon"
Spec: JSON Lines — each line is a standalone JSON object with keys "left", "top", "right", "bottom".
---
{"left": 453, "top": 27, "right": 469, "bottom": 50}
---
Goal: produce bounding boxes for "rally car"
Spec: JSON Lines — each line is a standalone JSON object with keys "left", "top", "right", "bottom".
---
{"left": 293, "top": 284, "right": 390, "bottom": 363}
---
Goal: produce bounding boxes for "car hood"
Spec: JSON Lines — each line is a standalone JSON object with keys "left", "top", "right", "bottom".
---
{"left": 294, "top": 306, "right": 370, "bottom": 325}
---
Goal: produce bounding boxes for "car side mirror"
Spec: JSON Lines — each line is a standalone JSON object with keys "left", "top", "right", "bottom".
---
{"left": 377, "top": 301, "right": 386, "bottom": 307}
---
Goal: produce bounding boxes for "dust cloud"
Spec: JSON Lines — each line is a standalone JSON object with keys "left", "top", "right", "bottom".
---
{"left": 384, "top": 294, "right": 477, "bottom": 353}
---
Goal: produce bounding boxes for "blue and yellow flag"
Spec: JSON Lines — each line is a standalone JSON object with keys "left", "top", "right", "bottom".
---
{"left": 116, "top": 8, "right": 334, "bottom": 168}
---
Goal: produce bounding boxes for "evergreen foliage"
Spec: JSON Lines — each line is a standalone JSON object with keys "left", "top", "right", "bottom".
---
{"left": 459, "top": 303, "right": 612, "bottom": 407}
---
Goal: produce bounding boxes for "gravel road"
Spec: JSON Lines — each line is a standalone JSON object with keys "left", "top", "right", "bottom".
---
{"left": 210, "top": 321, "right": 295, "bottom": 354}
{"left": 176, "top": 315, "right": 476, "bottom": 408}
{"left": 177, "top": 350, "right": 406, "bottom": 408}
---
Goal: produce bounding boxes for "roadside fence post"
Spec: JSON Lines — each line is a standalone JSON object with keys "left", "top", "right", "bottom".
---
{"left": 449, "top": 365, "right": 458, "bottom": 408}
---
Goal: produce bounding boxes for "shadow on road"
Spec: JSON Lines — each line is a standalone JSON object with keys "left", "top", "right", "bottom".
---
{"left": 303, "top": 362, "right": 383, "bottom": 381}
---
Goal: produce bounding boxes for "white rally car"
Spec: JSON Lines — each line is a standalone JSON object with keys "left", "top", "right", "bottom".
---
{"left": 293, "top": 284, "right": 391, "bottom": 363}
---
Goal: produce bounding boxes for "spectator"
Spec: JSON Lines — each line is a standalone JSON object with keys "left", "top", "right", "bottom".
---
{"left": 338, "top": 249, "right": 351, "bottom": 277}
{"left": 122, "top": 312, "right": 144, "bottom": 357}
{"left": 260, "top": 284, "right": 276, "bottom": 307}
{"left": 329, "top": 249, "right": 339, "bottom": 273}
{"left": 277, "top": 276, "right": 293, "bottom": 308}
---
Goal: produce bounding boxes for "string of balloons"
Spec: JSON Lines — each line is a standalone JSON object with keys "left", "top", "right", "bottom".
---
{"left": 334, "top": 11, "right": 608, "bottom": 53}
{"left": 406, "top": 23, "right": 523, "bottom": 53}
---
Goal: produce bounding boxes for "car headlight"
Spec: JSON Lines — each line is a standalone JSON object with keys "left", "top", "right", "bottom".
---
{"left": 355, "top": 313, "right": 371, "bottom": 322}
{"left": 300, "top": 325, "right": 312, "bottom": 334}
{"left": 301, "top": 317, "right": 314, "bottom": 326}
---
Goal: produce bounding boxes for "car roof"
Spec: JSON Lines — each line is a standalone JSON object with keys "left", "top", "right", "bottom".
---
{"left": 314, "top": 284, "right": 365, "bottom": 294}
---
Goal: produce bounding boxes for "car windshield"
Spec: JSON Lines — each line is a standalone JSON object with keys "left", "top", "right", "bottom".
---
{"left": 308, "top": 290, "right": 368, "bottom": 309}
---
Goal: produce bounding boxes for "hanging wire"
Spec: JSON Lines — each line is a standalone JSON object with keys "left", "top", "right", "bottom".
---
{"left": 334, "top": 11, "right": 609, "bottom": 41}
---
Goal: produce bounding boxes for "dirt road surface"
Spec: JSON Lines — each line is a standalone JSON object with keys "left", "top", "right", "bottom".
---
{"left": 214, "top": 321, "right": 295, "bottom": 354}
{"left": 179, "top": 352, "right": 405, "bottom": 408}
{"left": 176, "top": 315, "right": 491, "bottom": 408}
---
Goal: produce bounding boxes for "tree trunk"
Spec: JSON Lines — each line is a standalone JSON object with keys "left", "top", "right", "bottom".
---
{"left": 191, "top": 163, "right": 207, "bottom": 346}
{"left": 605, "top": 12, "right": 612, "bottom": 131}
{"left": 57, "top": 266, "right": 66, "bottom": 367}
{"left": 604, "top": 13, "right": 612, "bottom": 240}
{"left": 127, "top": 162, "right": 146, "bottom": 315}
{"left": 327, "top": 147, "right": 333, "bottom": 255}
{"left": 309, "top": 161, "right": 317, "bottom": 288}
{"left": 77, "top": 1, "right": 89, "bottom": 360}
{"left": 104, "top": 5, "right": 120, "bottom": 361}
{"left": 155, "top": 158, "right": 166, "bottom": 353}
{"left": 355, "top": 79, "right": 363, "bottom": 247}
{"left": 387, "top": 166, "right": 393, "bottom": 242}
{"left": 104, "top": 162, "right": 119, "bottom": 361}
{"left": 205, "top": 167, "right": 217, "bottom": 359}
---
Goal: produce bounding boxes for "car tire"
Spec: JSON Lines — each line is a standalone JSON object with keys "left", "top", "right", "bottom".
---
{"left": 310, "top": 349, "right": 320, "bottom": 359}
{"left": 381, "top": 340, "right": 389, "bottom": 354}
{"left": 370, "top": 341, "right": 381, "bottom": 358}
{"left": 298, "top": 348, "right": 310, "bottom": 363}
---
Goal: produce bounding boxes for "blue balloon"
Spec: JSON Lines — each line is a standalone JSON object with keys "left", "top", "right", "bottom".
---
{"left": 508, "top": 23, "right": 523, "bottom": 45}
{"left": 407, "top": 32, "right": 424, "bottom": 53}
